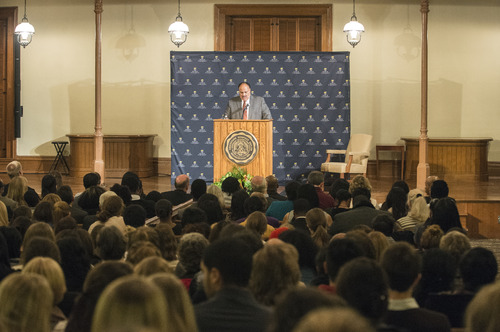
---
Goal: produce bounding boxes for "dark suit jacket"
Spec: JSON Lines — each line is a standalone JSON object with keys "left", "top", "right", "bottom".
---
{"left": 328, "top": 201, "right": 392, "bottom": 235}
{"left": 160, "top": 189, "right": 193, "bottom": 206}
{"left": 224, "top": 95, "right": 272, "bottom": 119}
{"left": 195, "top": 287, "right": 271, "bottom": 332}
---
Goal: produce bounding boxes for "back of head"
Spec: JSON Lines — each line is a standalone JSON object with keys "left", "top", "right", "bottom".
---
{"left": 420, "top": 224, "right": 444, "bottom": 250}
{"left": 155, "top": 199, "right": 173, "bottom": 220}
{"left": 97, "top": 195, "right": 124, "bottom": 222}
{"left": 285, "top": 181, "right": 300, "bottom": 201}
{"left": 384, "top": 187, "right": 408, "bottom": 220}
{"left": 23, "top": 222, "right": 56, "bottom": 247}
{"left": 349, "top": 175, "right": 372, "bottom": 193}
{"left": 408, "top": 194, "right": 430, "bottom": 222}
{"left": 174, "top": 174, "right": 190, "bottom": 191}
{"left": 307, "top": 171, "right": 324, "bottom": 186}
{"left": 198, "top": 195, "right": 224, "bottom": 224}
{"left": 292, "top": 307, "right": 375, "bottom": 332}
{"left": 92, "top": 275, "right": 168, "bottom": 332}
{"left": 134, "top": 256, "right": 172, "bottom": 276}
{"left": 0, "top": 273, "right": 53, "bottom": 332}
{"left": 121, "top": 172, "right": 141, "bottom": 194}
{"left": 250, "top": 241, "right": 301, "bottom": 306}
{"left": 460, "top": 247, "right": 498, "bottom": 292}
{"left": 83, "top": 172, "right": 101, "bottom": 189}
{"left": 329, "top": 178, "right": 350, "bottom": 199}
{"left": 178, "top": 232, "right": 209, "bottom": 274}
{"left": 123, "top": 204, "right": 147, "bottom": 228}
{"left": 266, "top": 175, "right": 279, "bottom": 193}
{"left": 325, "top": 238, "right": 364, "bottom": 282}
{"left": 6, "top": 161, "right": 22, "bottom": 178}
{"left": 335, "top": 257, "right": 388, "bottom": 323}
{"left": 430, "top": 180, "right": 449, "bottom": 199}
{"left": 79, "top": 185, "right": 106, "bottom": 213}
{"left": 279, "top": 229, "right": 318, "bottom": 269}
{"left": 465, "top": 282, "right": 500, "bottom": 332}
{"left": 41, "top": 174, "right": 57, "bottom": 198}
{"left": 293, "top": 198, "right": 311, "bottom": 216}
{"left": 0, "top": 226, "right": 22, "bottom": 259}
{"left": 244, "top": 195, "right": 265, "bottom": 215}
{"left": 439, "top": 230, "right": 471, "bottom": 264}
{"left": 96, "top": 226, "right": 126, "bottom": 260}
{"left": 297, "top": 183, "right": 319, "bottom": 208}
{"left": 21, "top": 235, "right": 61, "bottom": 265}
{"left": 23, "top": 256, "right": 66, "bottom": 304}
{"left": 420, "top": 248, "right": 456, "bottom": 293}
{"left": 391, "top": 180, "right": 409, "bottom": 194}
{"left": 57, "top": 185, "right": 74, "bottom": 204}
{"left": 251, "top": 175, "right": 267, "bottom": 194}
{"left": 381, "top": 242, "right": 421, "bottom": 292}
{"left": 221, "top": 176, "right": 241, "bottom": 194}
{"left": 372, "top": 214, "right": 396, "bottom": 236}
{"left": 203, "top": 237, "right": 253, "bottom": 287}
{"left": 181, "top": 207, "right": 207, "bottom": 227}
{"left": 245, "top": 211, "right": 267, "bottom": 235}
{"left": 430, "top": 197, "right": 462, "bottom": 233}
{"left": 190, "top": 179, "right": 207, "bottom": 200}
{"left": 109, "top": 184, "right": 131, "bottom": 205}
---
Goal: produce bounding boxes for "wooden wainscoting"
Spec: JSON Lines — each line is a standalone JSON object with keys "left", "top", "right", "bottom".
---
{"left": 457, "top": 200, "right": 500, "bottom": 239}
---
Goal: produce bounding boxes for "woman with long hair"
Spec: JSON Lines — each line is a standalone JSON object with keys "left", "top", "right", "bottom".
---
{"left": 6, "top": 176, "right": 29, "bottom": 206}
{"left": 88, "top": 195, "right": 127, "bottom": 235}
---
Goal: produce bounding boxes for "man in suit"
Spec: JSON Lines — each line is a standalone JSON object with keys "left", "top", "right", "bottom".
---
{"left": 382, "top": 242, "right": 451, "bottom": 332}
{"left": 195, "top": 237, "right": 271, "bottom": 332}
{"left": 160, "top": 174, "right": 193, "bottom": 206}
{"left": 224, "top": 82, "right": 272, "bottom": 120}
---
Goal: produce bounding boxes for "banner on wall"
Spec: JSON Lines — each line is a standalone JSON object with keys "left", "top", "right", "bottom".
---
{"left": 170, "top": 51, "right": 351, "bottom": 184}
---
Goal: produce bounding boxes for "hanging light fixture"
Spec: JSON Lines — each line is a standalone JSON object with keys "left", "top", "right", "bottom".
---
{"left": 343, "top": 0, "right": 364, "bottom": 48}
{"left": 15, "top": 0, "right": 35, "bottom": 48}
{"left": 168, "top": 0, "right": 189, "bottom": 47}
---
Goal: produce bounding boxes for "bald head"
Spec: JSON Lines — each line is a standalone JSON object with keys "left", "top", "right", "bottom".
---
{"left": 251, "top": 176, "right": 267, "bottom": 194}
{"left": 175, "top": 174, "right": 190, "bottom": 192}
{"left": 425, "top": 176, "right": 438, "bottom": 196}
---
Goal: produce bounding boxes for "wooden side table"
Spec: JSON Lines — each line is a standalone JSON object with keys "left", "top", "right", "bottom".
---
{"left": 376, "top": 145, "right": 405, "bottom": 179}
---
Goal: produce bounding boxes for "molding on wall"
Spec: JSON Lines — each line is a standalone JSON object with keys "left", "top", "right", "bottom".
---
{"left": 489, "top": 162, "right": 500, "bottom": 177}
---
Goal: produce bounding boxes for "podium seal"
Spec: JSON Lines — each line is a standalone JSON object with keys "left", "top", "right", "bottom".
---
{"left": 223, "top": 130, "right": 259, "bottom": 165}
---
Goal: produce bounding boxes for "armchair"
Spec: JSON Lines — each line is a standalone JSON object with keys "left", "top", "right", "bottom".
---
{"left": 321, "top": 134, "right": 372, "bottom": 179}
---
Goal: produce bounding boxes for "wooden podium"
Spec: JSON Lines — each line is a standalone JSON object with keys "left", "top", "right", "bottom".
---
{"left": 213, "top": 120, "right": 273, "bottom": 182}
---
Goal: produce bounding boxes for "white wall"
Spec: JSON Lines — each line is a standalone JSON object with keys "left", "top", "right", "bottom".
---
{"left": 4, "top": 0, "right": 500, "bottom": 161}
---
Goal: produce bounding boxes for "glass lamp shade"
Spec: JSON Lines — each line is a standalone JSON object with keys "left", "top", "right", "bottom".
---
{"left": 343, "top": 19, "right": 365, "bottom": 47}
{"left": 168, "top": 19, "right": 189, "bottom": 47}
{"left": 15, "top": 20, "right": 35, "bottom": 48}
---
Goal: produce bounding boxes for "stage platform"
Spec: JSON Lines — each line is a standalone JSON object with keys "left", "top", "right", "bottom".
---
{"left": 3, "top": 173, "right": 500, "bottom": 239}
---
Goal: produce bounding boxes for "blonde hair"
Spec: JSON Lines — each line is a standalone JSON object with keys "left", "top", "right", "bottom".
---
{"left": 306, "top": 208, "right": 330, "bottom": 248}
{"left": 23, "top": 257, "right": 66, "bottom": 305}
{"left": 250, "top": 242, "right": 301, "bottom": 306}
{"left": 420, "top": 225, "right": 444, "bottom": 250}
{"left": 349, "top": 175, "right": 372, "bottom": 193}
{"left": 368, "top": 231, "right": 389, "bottom": 262}
{"left": 293, "top": 307, "right": 375, "bottom": 332}
{"left": 92, "top": 275, "right": 168, "bottom": 332}
{"left": 134, "top": 256, "right": 173, "bottom": 276}
{"left": 41, "top": 193, "right": 62, "bottom": 206}
{"left": 0, "top": 273, "right": 53, "bottom": 332}
{"left": 0, "top": 201, "right": 8, "bottom": 226}
{"left": 245, "top": 211, "right": 268, "bottom": 236}
{"left": 439, "top": 230, "right": 471, "bottom": 263}
{"left": 465, "top": 282, "right": 500, "bottom": 332}
{"left": 6, "top": 176, "right": 28, "bottom": 205}
{"left": 22, "top": 222, "right": 56, "bottom": 248}
{"left": 207, "top": 184, "right": 225, "bottom": 210}
{"left": 53, "top": 201, "right": 71, "bottom": 225}
{"left": 148, "top": 273, "right": 198, "bottom": 332}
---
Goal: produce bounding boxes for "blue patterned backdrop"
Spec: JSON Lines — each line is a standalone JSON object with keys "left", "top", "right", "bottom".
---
{"left": 170, "top": 51, "right": 351, "bottom": 184}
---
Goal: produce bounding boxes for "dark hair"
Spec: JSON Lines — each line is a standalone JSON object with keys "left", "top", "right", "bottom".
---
{"left": 244, "top": 196, "right": 264, "bottom": 215}
{"left": 12, "top": 205, "right": 32, "bottom": 220}
{"left": 123, "top": 204, "right": 147, "bottom": 228}
{"left": 383, "top": 187, "right": 408, "bottom": 220}
{"left": 279, "top": 229, "right": 318, "bottom": 270}
{"left": 268, "top": 288, "right": 346, "bottom": 332}
{"left": 57, "top": 185, "right": 74, "bottom": 204}
{"left": 33, "top": 201, "right": 54, "bottom": 224}
{"left": 11, "top": 216, "right": 32, "bottom": 240}
{"left": 121, "top": 172, "right": 141, "bottom": 194}
{"left": 381, "top": 242, "right": 421, "bottom": 292}
{"left": 83, "top": 172, "right": 101, "bottom": 189}
{"left": 460, "top": 247, "right": 498, "bottom": 292}
{"left": 238, "top": 81, "right": 251, "bottom": 89}
{"left": 96, "top": 196, "right": 124, "bottom": 222}
{"left": 429, "top": 197, "right": 462, "bottom": 233}
{"left": 391, "top": 180, "right": 410, "bottom": 194}
{"left": 41, "top": 174, "right": 57, "bottom": 198}
{"left": 335, "top": 189, "right": 351, "bottom": 203}
{"left": 79, "top": 186, "right": 106, "bottom": 214}
{"left": 230, "top": 189, "right": 249, "bottom": 221}
{"left": 329, "top": 179, "right": 350, "bottom": 199}
{"left": 203, "top": 237, "right": 253, "bottom": 287}
{"left": 336, "top": 257, "right": 389, "bottom": 323}
{"left": 57, "top": 236, "right": 91, "bottom": 292}
{"left": 351, "top": 187, "right": 371, "bottom": 200}
{"left": 96, "top": 226, "right": 126, "bottom": 260}
{"left": 191, "top": 179, "right": 207, "bottom": 200}
{"left": 293, "top": 198, "right": 311, "bottom": 216}
{"left": 109, "top": 184, "right": 132, "bottom": 205}
{"left": 221, "top": 177, "right": 240, "bottom": 194}
{"left": 325, "top": 238, "right": 364, "bottom": 281}
{"left": 0, "top": 226, "right": 22, "bottom": 260}
{"left": 372, "top": 214, "right": 396, "bottom": 236}
{"left": 21, "top": 236, "right": 61, "bottom": 265}
{"left": 430, "top": 180, "right": 449, "bottom": 199}
{"left": 155, "top": 199, "right": 172, "bottom": 220}
{"left": 297, "top": 184, "right": 319, "bottom": 208}
{"left": 24, "top": 189, "right": 40, "bottom": 207}
{"left": 198, "top": 196, "right": 224, "bottom": 225}
{"left": 145, "top": 190, "right": 161, "bottom": 203}
{"left": 54, "top": 216, "right": 78, "bottom": 235}
{"left": 181, "top": 207, "right": 207, "bottom": 227}
{"left": 284, "top": 181, "right": 300, "bottom": 201}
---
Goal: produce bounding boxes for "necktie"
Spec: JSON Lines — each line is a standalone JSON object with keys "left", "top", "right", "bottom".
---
{"left": 243, "top": 101, "right": 247, "bottom": 120}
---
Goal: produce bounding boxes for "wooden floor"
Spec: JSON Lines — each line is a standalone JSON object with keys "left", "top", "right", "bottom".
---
{"left": 3, "top": 172, "right": 500, "bottom": 238}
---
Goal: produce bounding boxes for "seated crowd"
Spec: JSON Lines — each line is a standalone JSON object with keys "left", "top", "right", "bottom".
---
{"left": 0, "top": 160, "right": 498, "bottom": 332}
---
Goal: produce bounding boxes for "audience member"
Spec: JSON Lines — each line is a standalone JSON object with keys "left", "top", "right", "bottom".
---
{"left": 123, "top": 204, "right": 147, "bottom": 228}
{"left": 0, "top": 180, "right": 18, "bottom": 219}
{"left": 53, "top": 201, "right": 71, "bottom": 225}
{"left": 266, "top": 180, "right": 299, "bottom": 221}
{"left": 0, "top": 273, "right": 53, "bottom": 332}
{"left": 292, "top": 307, "right": 375, "bottom": 332}
{"left": 424, "top": 175, "right": 439, "bottom": 202}
{"left": 195, "top": 237, "right": 271, "bottom": 332}
{"left": 0, "top": 233, "right": 13, "bottom": 281}
{"left": 121, "top": 171, "right": 156, "bottom": 218}
{"left": 88, "top": 195, "right": 127, "bottom": 235}
{"left": 220, "top": 176, "right": 242, "bottom": 209}
{"left": 397, "top": 189, "right": 429, "bottom": 232}
{"left": 429, "top": 197, "right": 463, "bottom": 233}
{"left": 92, "top": 275, "right": 169, "bottom": 332}
{"left": 418, "top": 224, "right": 444, "bottom": 251}
{"left": 266, "top": 175, "right": 286, "bottom": 202}
{"left": 57, "top": 185, "right": 88, "bottom": 224}
{"left": 206, "top": 184, "right": 225, "bottom": 211}
{"left": 161, "top": 174, "right": 193, "bottom": 206}
{"left": 327, "top": 189, "right": 351, "bottom": 219}
{"left": 381, "top": 242, "right": 451, "bottom": 332}
{"left": 306, "top": 207, "right": 331, "bottom": 248}
{"left": 464, "top": 282, "right": 500, "bottom": 332}
{"left": 134, "top": 256, "right": 173, "bottom": 276}
{"left": 279, "top": 229, "right": 318, "bottom": 285}
{"left": 368, "top": 231, "right": 390, "bottom": 262}
{"left": 308, "top": 171, "right": 335, "bottom": 209}
{"left": 431, "top": 180, "right": 449, "bottom": 199}
{"left": 95, "top": 225, "right": 126, "bottom": 261}
{"left": 439, "top": 230, "right": 471, "bottom": 265}
{"left": 381, "top": 187, "right": 408, "bottom": 220}
{"left": 6, "top": 175, "right": 29, "bottom": 206}
{"left": 227, "top": 189, "right": 249, "bottom": 221}
{"left": 197, "top": 193, "right": 225, "bottom": 225}
{"left": 175, "top": 232, "right": 209, "bottom": 289}
{"left": 41, "top": 174, "right": 58, "bottom": 198}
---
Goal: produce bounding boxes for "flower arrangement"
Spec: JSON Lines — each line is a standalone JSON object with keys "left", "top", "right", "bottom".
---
{"left": 214, "top": 166, "right": 253, "bottom": 192}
